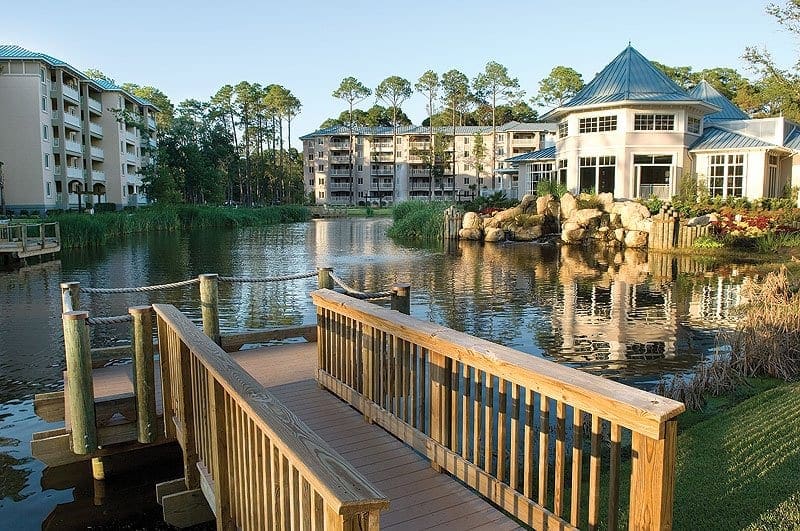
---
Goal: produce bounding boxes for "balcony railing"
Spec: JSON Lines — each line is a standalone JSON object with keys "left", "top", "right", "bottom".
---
{"left": 329, "top": 183, "right": 351, "bottom": 191}
{"left": 125, "top": 130, "right": 137, "bottom": 142}
{"left": 62, "top": 84, "right": 81, "bottom": 102}
{"left": 59, "top": 166, "right": 84, "bottom": 179}
{"left": 125, "top": 152, "right": 138, "bottom": 163}
{"left": 638, "top": 183, "right": 671, "bottom": 200}
{"left": 91, "top": 170, "right": 106, "bottom": 181}
{"left": 90, "top": 146, "right": 104, "bottom": 159}
{"left": 88, "top": 97, "right": 102, "bottom": 113}
{"left": 370, "top": 168, "right": 393, "bottom": 176}
{"left": 65, "top": 139, "right": 83, "bottom": 154}
{"left": 329, "top": 155, "right": 350, "bottom": 164}
{"left": 410, "top": 183, "right": 434, "bottom": 191}
{"left": 89, "top": 122, "right": 103, "bottom": 136}
{"left": 329, "top": 170, "right": 351, "bottom": 176}
{"left": 369, "top": 182, "right": 394, "bottom": 190}
{"left": 53, "top": 112, "right": 82, "bottom": 130}
{"left": 147, "top": 116, "right": 156, "bottom": 129}
{"left": 410, "top": 141, "right": 431, "bottom": 149}
{"left": 371, "top": 143, "right": 393, "bottom": 151}
{"left": 329, "top": 142, "right": 350, "bottom": 151}
{"left": 410, "top": 169, "right": 431, "bottom": 177}
{"left": 370, "top": 154, "right": 393, "bottom": 162}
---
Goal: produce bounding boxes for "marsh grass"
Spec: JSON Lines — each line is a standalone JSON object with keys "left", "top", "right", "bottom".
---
{"left": 54, "top": 205, "right": 310, "bottom": 248}
{"left": 387, "top": 201, "right": 450, "bottom": 241}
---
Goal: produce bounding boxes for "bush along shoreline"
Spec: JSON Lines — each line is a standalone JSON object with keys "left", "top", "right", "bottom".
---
{"left": 48, "top": 205, "right": 311, "bottom": 248}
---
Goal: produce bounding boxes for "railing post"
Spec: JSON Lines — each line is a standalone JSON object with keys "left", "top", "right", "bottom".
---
{"left": 198, "top": 273, "right": 220, "bottom": 345}
{"left": 62, "top": 311, "right": 97, "bottom": 455}
{"left": 39, "top": 223, "right": 45, "bottom": 249}
{"left": 55, "top": 222, "right": 61, "bottom": 245}
{"left": 318, "top": 267, "right": 334, "bottom": 290}
{"left": 390, "top": 282, "right": 411, "bottom": 315}
{"left": 629, "top": 420, "right": 678, "bottom": 530}
{"left": 60, "top": 281, "right": 80, "bottom": 312}
{"left": 130, "top": 305, "right": 157, "bottom": 444}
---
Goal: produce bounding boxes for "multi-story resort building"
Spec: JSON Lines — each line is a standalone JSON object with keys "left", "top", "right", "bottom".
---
{"left": 507, "top": 45, "right": 800, "bottom": 203}
{"left": 300, "top": 122, "right": 556, "bottom": 206}
{"left": 0, "top": 45, "right": 158, "bottom": 213}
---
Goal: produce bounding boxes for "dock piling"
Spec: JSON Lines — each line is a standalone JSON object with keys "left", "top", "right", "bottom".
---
{"left": 391, "top": 282, "right": 411, "bottom": 315}
{"left": 130, "top": 305, "right": 157, "bottom": 444}
{"left": 198, "top": 274, "right": 220, "bottom": 345}
{"left": 318, "top": 267, "right": 334, "bottom": 289}
{"left": 62, "top": 311, "right": 97, "bottom": 455}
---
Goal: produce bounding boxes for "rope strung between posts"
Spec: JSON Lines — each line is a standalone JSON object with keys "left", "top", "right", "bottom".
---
{"left": 80, "top": 278, "right": 200, "bottom": 294}
{"left": 87, "top": 314, "right": 133, "bottom": 326}
{"left": 327, "top": 271, "right": 392, "bottom": 300}
{"left": 218, "top": 271, "right": 318, "bottom": 283}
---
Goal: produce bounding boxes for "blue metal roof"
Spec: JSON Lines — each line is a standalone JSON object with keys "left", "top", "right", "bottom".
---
{"left": 300, "top": 122, "right": 554, "bottom": 140}
{"left": 785, "top": 126, "right": 800, "bottom": 150}
{"left": 504, "top": 145, "right": 556, "bottom": 162}
{"left": 690, "top": 126, "right": 775, "bottom": 151}
{"left": 542, "top": 45, "right": 711, "bottom": 120}
{"left": 688, "top": 80, "right": 749, "bottom": 121}
{"left": 91, "top": 78, "right": 156, "bottom": 108}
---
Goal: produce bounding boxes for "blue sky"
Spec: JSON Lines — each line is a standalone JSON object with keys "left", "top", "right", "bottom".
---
{"left": 5, "top": 1, "right": 796, "bottom": 148}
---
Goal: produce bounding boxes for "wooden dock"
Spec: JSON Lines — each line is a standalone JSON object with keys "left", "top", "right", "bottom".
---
{"left": 0, "top": 222, "right": 61, "bottom": 260}
{"left": 33, "top": 272, "right": 686, "bottom": 530}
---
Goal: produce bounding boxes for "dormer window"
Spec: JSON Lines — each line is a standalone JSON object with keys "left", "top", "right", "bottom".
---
{"left": 558, "top": 121, "right": 568, "bottom": 138}
{"left": 687, "top": 116, "right": 701, "bottom": 134}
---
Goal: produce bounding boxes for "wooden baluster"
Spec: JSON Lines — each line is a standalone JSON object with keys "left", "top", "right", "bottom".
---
{"left": 554, "top": 401, "right": 567, "bottom": 518}
{"left": 483, "top": 374, "right": 494, "bottom": 474}
{"left": 461, "top": 364, "right": 470, "bottom": 460}
{"left": 262, "top": 433, "right": 274, "bottom": 530}
{"left": 429, "top": 349, "right": 445, "bottom": 470}
{"left": 393, "top": 336, "right": 401, "bottom": 418}
{"left": 538, "top": 395, "right": 550, "bottom": 507}
{"left": 156, "top": 317, "right": 176, "bottom": 439}
{"left": 362, "top": 324, "right": 374, "bottom": 421}
{"left": 473, "top": 370, "right": 482, "bottom": 466}
{"left": 523, "top": 389, "right": 534, "bottom": 499}
{"left": 509, "top": 384, "right": 520, "bottom": 491}
{"left": 608, "top": 422, "right": 622, "bottom": 530}
{"left": 409, "top": 344, "right": 418, "bottom": 428}
{"left": 588, "top": 415, "right": 602, "bottom": 530}
{"left": 570, "top": 408, "right": 584, "bottom": 527}
{"left": 208, "top": 379, "right": 233, "bottom": 530}
{"left": 629, "top": 420, "right": 678, "bottom": 531}
{"left": 497, "top": 379, "right": 507, "bottom": 482}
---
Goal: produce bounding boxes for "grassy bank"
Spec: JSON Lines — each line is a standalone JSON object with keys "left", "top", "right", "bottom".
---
{"left": 386, "top": 201, "right": 449, "bottom": 241}
{"left": 52, "top": 205, "right": 310, "bottom": 248}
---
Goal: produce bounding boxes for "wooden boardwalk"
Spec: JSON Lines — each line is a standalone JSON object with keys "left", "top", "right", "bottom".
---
{"left": 0, "top": 222, "right": 61, "bottom": 260}
{"left": 82, "top": 343, "right": 522, "bottom": 530}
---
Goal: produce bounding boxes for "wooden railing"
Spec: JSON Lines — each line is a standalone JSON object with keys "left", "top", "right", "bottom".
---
{"left": 311, "top": 289, "right": 685, "bottom": 530}
{"left": 153, "top": 303, "right": 389, "bottom": 530}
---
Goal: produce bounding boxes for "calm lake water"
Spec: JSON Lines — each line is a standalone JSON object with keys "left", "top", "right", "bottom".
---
{"left": 0, "top": 217, "right": 750, "bottom": 528}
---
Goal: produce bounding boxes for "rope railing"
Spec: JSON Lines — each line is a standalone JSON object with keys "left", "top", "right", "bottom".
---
{"left": 327, "top": 271, "right": 393, "bottom": 301}
{"left": 218, "top": 272, "right": 317, "bottom": 283}
{"left": 87, "top": 314, "right": 133, "bottom": 326}
{"left": 80, "top": 278, "right": 200, "bottom": 294}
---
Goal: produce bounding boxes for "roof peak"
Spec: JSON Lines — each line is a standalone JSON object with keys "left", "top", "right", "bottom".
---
{"left": 688, "top": 81, "right": 749, "bottom": 121}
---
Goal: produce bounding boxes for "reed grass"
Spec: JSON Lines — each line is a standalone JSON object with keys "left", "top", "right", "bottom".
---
{"left": 387, "top": 201, "right": 450, "bottom": 241}
{"left": 53, "top": 205, "right": 310, "bottom": 248}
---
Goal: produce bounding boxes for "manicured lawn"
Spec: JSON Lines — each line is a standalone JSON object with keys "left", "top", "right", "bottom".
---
{"left": 674, "top": 381, "right": 800, "bottom": 530}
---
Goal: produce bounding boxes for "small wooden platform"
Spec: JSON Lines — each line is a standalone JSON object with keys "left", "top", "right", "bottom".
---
{"left": 79, "top": 343, "right": 522, "bottom": 530}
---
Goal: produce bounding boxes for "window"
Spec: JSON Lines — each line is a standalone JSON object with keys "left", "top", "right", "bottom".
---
{"left": 687, "top": 116, "right": 701, "bottom": 134}
{"left": 558, "top": 121, "right": 568, "bottom": 138}
{"left": 317, "top": 164, "right": 324, "bottom": 172}
{"left": 317, "top": 151, "right": 323, "bottom": 158}
{"left": 558, "top": 159, "right": 568, "bottom": 185}
{"left": 42, "top": 125, "right": 48, "bottom": 140}
{"left": 598, "top": 115, "right": 617, "bottom": 132}
{"left": 579, "top": 156, "right": 616, "bottom": 193}
{"left": 308, "top": 179, "right": 313, "bottom": 186}
{"left": 634, "top": 114, "right": 674, "bottom": 131}
{"left": 497, "top": 148, "right": 505, "bottom": 156}
{"left": 307, "top": 153, "right": 313, "bottom": 160}
{"left": 318, "top": 191, "right": 325, "bottom": 198}
{"left": 44, "top": 153, "right": 50, "bottom": 168}
{"left": 40, "top": 68, "right": 46, "bottom": 84}
{"left": 768, "top": 154, "right": 780, "bottom": 197}
{"left": 527, "top": 162, "right": 554, "bottom": 194}
{"left": 496, "top": 134, "right": 504, "bottom": 143}
{"left": 464, "top": 177, "right": 470, "bottom": 185}
{"left": 358, "top": 177, "right": 363, "bottom": 184}
{"left": 357, "top": 164, "right": 363, "bottom": 171}
{"left": 464, "top": 163, "right": 471, "bottom": 171}
{"left": 308, "top": 166, "right": 313, "bottom": 174}
{"left": 708, "top": 154, "right": 744, "bottom": 198}
{"left": 464, "top": 151, "right": 469, "bottom": 158}
{"left": 318, "top": 138, "right": 323, "bottom": 145}
{"left": 464, "top": 137, "right": 469, "bottom": 144}
{"left": 46, "top": 182, "right": 52, "bottom": 197}
{"left": 634, "top": 154, "right": 673, "bottom": 199}
{"left": 579, "top": 117, "right": 598, "bottom": 133}
{"left": 41, "top": 96, "right": 47, "bottom": 112}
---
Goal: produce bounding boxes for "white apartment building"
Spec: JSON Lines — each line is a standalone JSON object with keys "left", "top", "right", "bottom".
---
{"left": 0, "top": 45, "right": 158, "bottom": 213}
{"left": 300, "top": 122, "right": 556, "bottom": 206}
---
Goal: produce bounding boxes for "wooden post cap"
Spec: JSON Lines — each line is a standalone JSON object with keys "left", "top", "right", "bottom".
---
{"left": 62, "top": 310, "right": 89, "bottom": 320}
{"left": 128, "top": 305, "right": 153, "bottom": 315}
{"left": 198, "top": 273, "right": 218, "bottom": 280}
{"left": 60, "top": 281, "right": 80, "bottom": 289}
{"left": 391, "top": 282, "right": 411, "bottom": 294}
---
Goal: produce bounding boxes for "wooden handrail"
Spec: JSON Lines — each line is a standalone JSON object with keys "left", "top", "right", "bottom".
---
{"left": 311, "top": 288, "right": 685, "bottom": 530}
{"left": 153, "top": 303, "right": 388, "bottom": 529}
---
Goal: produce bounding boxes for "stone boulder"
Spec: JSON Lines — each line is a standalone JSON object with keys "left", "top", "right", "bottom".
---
{"left": 508, "top": 225, "right": 543, "bottom": 241}
{"left": 561, "top": 222, "right": 585, "bottom": 244}
{"left": 458, "top": 228, "right": 482, "bottom": 240}
{"left": 546, "top": 200, "right": 561, "bottom": 219}
{"left": 614, "top": 228, "right": 625, "bottom": 242}
{"left": 484, "top": 194, "right": 538, "bottom": 229}
{"left": 560, "top": 192, "right": 577, "bottom": 220}
{"left": 484, "top": 227, "right": 506, "bottom": 242}
{"left": 536, "top": 194, "right": 554, "bottom": 215}
{"left": 597, "top": 192, "right": 614, "bottom": 213}
{"left": 572, "top": 208, "right": 603, "bottom": 226}
{"left": 462, "top": 211, "right": 483, "bottom": 230}
{"left": 613, "top": 201, "right": 651, "bottom": 230}
{"left": 686, "top": 213, "right": 718, "bottom": 227}
{"left": 624, "top": 230, "right": 649, "bottom": 248}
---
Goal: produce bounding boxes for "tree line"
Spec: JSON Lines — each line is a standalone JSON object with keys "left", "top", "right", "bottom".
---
{"left": 87, "top": 70, "right": 305, "bottom": 205}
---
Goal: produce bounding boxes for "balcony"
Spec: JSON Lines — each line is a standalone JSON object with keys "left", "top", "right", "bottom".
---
{"left": 89, "top": 122, "right": 103, "bottom": 136}
{"left": 370, "top": 154, "right": 393, "bottom": 162}
{"left": 410, "top": 169, "right": 431, "bottom": 177}
{"left": 88, "top": 97, "right": 102, "bottom": 113}
{"left": 91, "top": 170, "right": 106, "bottom": 181}
{"left": 65, "top": 139, "right": 83, "bottom": 154}
{"left": 369, "top": 181, "right": 394, "bottom": 190}
{"left": 56, "top": 166, "right": 84, "bottom": 179}
{"left": 511, "top": 137, "right": 537, "bottom": 146}
{"left": 329, "top": 142, "right": 350, "bottom": 151}
{"left": 125, "top": 130, "right": 137, "bottom": 143}
{"left": 370, "top": 167, "right": 393, "bottom": 176}
{"left": 90, "top": 146, "right": 104, "bottom": 159}
{"left": 329, "top": 182, "right": 351, "bottom": 191}
{"left": 147, "top": 137, "right": 157, "bottom": 148}
{"left": 410, "top": 182, "right": 433, "bottom": 191}
{"left": 329, "top": 155, "right": 350, "bottom": 164}
{"left": 126, "top": 152, "right": 138, "bottom": 163}
{"left": 147, "top": 116, "right": 156, "bottom": 129}
{"left": 329, "top": 170, "right": 351, "bottom": 177}
{"left": 371, "top": 142, "right": 393, "bottom": 151}
{"left": 52, "top": 111, "right": 82, "bottom": 130}
{"left": 61, "top": 84, "right": 81, "bottom": 103}
{"left": 410, "top": 141, "right": 431, "bottom": 149}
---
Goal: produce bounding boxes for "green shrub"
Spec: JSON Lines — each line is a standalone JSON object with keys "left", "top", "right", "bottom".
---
{"left": 536, "top": 180, "right": 568, "bottom": 198}
{"left": 95, "top": 203, "right": 117, "bottom": 213}
{"left": 693, "top": 235, "right": 725, "bottom": 249}
{"left": 575, "top": 193, "right": 604, "bottom": 210}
